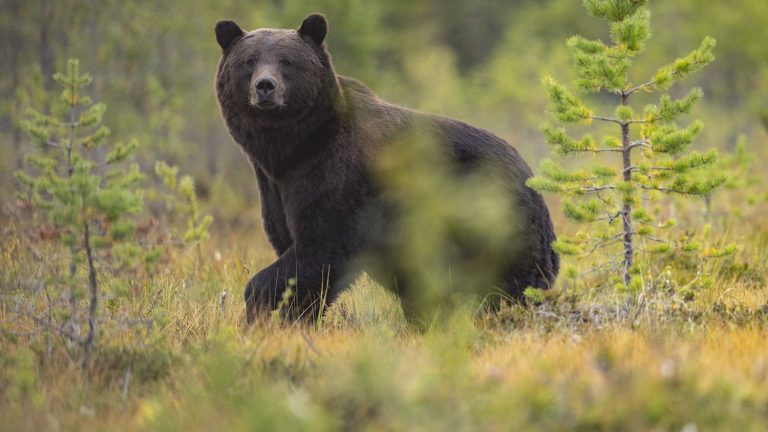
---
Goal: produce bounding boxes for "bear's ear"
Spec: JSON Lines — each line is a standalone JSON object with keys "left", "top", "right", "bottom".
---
{"left": 215, "top": 20, "right": 245, "bottom": 51}
{"left": 298, "top": 13, "right": 328, "bottom": 45}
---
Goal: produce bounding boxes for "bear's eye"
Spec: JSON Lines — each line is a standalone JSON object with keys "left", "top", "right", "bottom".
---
{"left": 245, "top": 59, "right": 256, "bottom": 67}
{"left": 280, "top": 59, "right": 292, "bottom": 67}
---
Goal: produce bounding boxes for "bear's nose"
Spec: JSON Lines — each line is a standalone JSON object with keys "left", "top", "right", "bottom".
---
{"left": 255, "top": 77, "right": 277, "bottom": 97}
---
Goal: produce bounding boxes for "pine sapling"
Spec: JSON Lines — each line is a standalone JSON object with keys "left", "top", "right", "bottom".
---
{"left": 16, "top": 59, "right": 146, "bottom": 369}
{"left": 527, "top": 0, "right": 730, "bottom": 289}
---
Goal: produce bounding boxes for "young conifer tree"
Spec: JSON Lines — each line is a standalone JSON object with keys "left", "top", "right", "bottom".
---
{"left": 15, "top": 59, "right": 213, "bottom": 368}
{"left": 527, "top": 0, "right": 727, "bottom": 288}
{"left": 16, "top": 59, "right": 147, "bottom": 368}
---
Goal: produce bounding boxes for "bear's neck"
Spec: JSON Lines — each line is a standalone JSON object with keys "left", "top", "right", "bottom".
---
{"left": 237, "top": 83, "right": 345, "bottom": 181}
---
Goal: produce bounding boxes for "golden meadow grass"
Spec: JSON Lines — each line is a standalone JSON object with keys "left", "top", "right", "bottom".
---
{"left": 2, "top": 204, "right": 768, "bottom": 431}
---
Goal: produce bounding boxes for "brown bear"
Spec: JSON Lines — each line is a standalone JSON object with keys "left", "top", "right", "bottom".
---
{"left": 214, "top": 14, "right": 559, "bottom": 324}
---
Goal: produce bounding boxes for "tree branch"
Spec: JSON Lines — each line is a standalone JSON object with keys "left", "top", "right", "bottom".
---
{"left": 595, "top": 190, "right": 612, "bottom": 205}
{"left": 627, "top": 140, "right": 650, "bottom": 151}
{"left": 594, "top": 210, "right": 624, "bottom": 223}
{"left": 590, "top": 115, "right": 624, "bottom": 125}
{"left": 579, "top": 148, "right": 624, "bottom": 153}
{"left": 637, "top": 234, "right": 668, "bottom": 243}
{"left": 625, "top": 79, "right": 656, "bottom": 96}
{"left": 583, "top": 232, "right": 627, "bottom": 256}
{"left": 578, "top": 253, "right": 626, "bottom": 277}
{"left": 623, "top": 165, "right": 638, "bottom": 175}
{"left": 81, "top": 220, "right": 99, "bottom": 370}
{"left": 638, "top": 185, "right": 703, "bottom": 196}
{"left": 580, "top": 185, "right": 617, "bottom": 193}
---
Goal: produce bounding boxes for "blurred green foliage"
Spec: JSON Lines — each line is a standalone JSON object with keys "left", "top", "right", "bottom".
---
{"left": 371, "top": 129, "right": 520, "bottom": 326}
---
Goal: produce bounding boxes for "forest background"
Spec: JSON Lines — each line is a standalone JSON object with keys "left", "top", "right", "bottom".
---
{"left": 4, "top": 0, "right": 766, "bottom": 223}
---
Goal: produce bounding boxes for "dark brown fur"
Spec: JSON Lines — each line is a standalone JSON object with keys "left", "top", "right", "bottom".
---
{"left": 214, "top": 15, "right": 559, "bottom": 323}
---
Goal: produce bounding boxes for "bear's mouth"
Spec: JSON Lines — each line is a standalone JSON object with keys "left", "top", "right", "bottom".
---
{"left": 249, "top": 95, "right": 286, "bottom": 111}
{"left": 255, "top": 101, "right": 278, "bottom": 110}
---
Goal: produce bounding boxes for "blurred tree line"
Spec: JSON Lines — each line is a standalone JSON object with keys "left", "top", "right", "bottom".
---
{"left": 2, "top": 0, "right": 766, "bottom": 227}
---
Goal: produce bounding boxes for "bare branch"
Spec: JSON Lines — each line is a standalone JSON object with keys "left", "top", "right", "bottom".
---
{"left": 580, "top": 185, "right": 617, "bottom": 193}
{"left": 595, "top": 210, "right": 624, "bottom": 223}
{"left": 636, "top": 234, "right": 668, "bottom": 244}
{"left": 623, "top": 166, "right": 638, "bottom": 175}
{"left": 577, "top": 253, "right": 625, "bottom": 277}
{"left": 2, "top": 309, "right": 81, "bottom": 343}
{"left": 628, "top": 140, "right": 650, "bottom": 150}
{"left": 590, "top": 115, "right": 624, "bottom": 125}
{"left": 583, "top": 232, "right": 627, "bottom": 256}
{"left": 595, "top": 190, "right": 612, "bottom": 205}
{"left": 625, "top": 79, "right": 656, "bottom": 96}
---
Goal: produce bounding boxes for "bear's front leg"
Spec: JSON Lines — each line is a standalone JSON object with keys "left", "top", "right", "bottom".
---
{"left": 244, "top": 245, "right": 349, "bottom": 324}
{"left": 254, "top": 166, "right": 293, "bottom": 255}
{"left": 244, "top": 247, "right": 294, "bottom": 324}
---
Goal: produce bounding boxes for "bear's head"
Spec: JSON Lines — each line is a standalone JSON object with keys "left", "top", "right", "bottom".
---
{"left": 214, "top": 14, "right": 338, "bottom": 127}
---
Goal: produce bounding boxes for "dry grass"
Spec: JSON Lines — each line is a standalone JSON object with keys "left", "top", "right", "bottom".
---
{"left": 1, "top": 202, "right": 768, "bottom": 431}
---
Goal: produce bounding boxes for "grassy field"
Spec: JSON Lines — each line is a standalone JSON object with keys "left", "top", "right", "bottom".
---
{"left": 2, "top": 1, "right": 768, "bottom": 430}
{"left": 2, "top": 196, "right": 768, "bottom": 431}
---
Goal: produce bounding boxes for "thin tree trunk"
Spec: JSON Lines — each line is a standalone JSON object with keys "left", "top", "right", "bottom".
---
{"left": 620, "top": 92, "right": 633, "bottom": 286}
{"left": 81, "top": 221, "right": 98, "bottom": 370}
{"left": 67, "top": 80, "right": 78, "bottom": 336}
